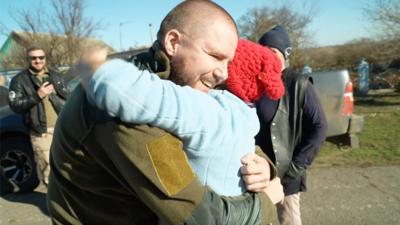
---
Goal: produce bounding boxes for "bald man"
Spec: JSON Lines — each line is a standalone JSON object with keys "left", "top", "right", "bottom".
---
{"left": 47, "top": 1, "right": 282, "bottom": 224}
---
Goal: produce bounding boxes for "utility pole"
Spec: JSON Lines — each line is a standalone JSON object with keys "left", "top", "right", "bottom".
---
{"left": 149, "top": 23, "right": 154, "bottom": 44}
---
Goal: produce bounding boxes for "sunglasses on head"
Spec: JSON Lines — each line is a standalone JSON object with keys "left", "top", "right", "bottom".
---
{"left": 29, "top": 56, "right": 46, "bottom": 60}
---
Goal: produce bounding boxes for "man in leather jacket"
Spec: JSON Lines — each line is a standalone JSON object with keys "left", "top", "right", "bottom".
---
{"left": 8, "top": 45, "right": 68, "bottom": 186}
{"left": 47, "top": 1, "right": 284, "bottom": 224}
{"left": 256, "top": 25, "right": 328, "bottom": 225}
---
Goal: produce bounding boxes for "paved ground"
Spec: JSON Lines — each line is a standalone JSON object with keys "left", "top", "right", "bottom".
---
{"left": 0, "top": 185, "right": 50, "bottom": 225}
{"left": 1, "top": 166, "right": 399, "bottom": 225}
{"left": 302, "top": 166, "right": 400, "bottom": 225}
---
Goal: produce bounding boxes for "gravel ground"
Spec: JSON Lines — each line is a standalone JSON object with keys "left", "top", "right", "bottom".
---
{"left": 302, "top": 166, "right": 400, "bottom": 225}
{"left": 1, "top": 166, "right": 399, "bottom": 225}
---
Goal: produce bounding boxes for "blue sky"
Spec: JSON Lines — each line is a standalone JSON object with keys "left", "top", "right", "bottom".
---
{"left": 0, "top": 0, "right": 375, "bottom": 51}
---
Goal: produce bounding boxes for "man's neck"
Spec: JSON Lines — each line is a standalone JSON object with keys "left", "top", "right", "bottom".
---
{"left": 29, "top": 67, "right": 47, "bottom": 76}
{"left": 132, "top": 41, "right": 171, "bottom": 79}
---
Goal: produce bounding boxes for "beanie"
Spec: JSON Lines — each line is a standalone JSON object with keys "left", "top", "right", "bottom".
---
{"left": 258, "top": 25, "right": 292, "bottom": 59}
{"left": 227, "top": 39, "right": 285, "bottom": 103}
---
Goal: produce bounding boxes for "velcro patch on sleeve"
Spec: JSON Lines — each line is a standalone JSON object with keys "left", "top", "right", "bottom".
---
{"left": 147, "top": 134, "right": 195, "bottom": 196}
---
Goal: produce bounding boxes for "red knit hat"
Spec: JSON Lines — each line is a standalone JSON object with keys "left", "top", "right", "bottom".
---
{"left": 227, "top": 39, "right": 284, "bottom": 102}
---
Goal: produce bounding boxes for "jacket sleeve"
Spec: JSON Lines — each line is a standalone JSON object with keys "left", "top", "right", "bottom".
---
{"left": 87, "top": 121, "right": 277, "bottom": 225}
{"left": 87, "top": 59, "right": 259, "bottom": 151}
{"left": 255, "top": 145, "right": 278, "bottom": 179}
{"left": 292, "top": 83, "right": 327, "bottom": 168}
{"left": 188, "top": 189, "right": 277, "bottom": 225}
{"left": 8, "top": 76, "right": 42, "bottom": 114}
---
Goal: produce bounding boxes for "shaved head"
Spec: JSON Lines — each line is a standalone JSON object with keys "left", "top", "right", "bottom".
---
{"left": 157, "top": 0, "right": 238, "bottom": 43}
{"left": 157, "top": 0, "right": 238, "bottom": 93}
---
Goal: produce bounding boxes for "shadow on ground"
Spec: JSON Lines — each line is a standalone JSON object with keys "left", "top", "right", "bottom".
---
{"left": 2, "top": 191, "right": 49, "bottom": 216}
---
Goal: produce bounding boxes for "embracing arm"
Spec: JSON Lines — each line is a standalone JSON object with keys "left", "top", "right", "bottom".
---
{"left": 86, "top": 121, "right": 277, "bottom": 225}
{"left": 87, "top": 59, "right": 255, "bottom": 147}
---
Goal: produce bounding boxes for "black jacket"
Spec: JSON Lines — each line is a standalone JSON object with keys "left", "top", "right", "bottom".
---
{"left": 256, "top": 68, "right": 327, "bottom": 195}
{"left": 8, "top": 68, "right": 69, "bottom": 135}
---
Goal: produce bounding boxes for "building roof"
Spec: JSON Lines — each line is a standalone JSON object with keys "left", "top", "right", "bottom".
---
{"left": 8, "top": 30, "right": 115, "bottom": 52}
{"left": 108, "top": 45, "right": 150, "bottom": 60}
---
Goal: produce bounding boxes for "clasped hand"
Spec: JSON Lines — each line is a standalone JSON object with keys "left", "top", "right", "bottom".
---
{"left": 241, "top": 153, "right": 284, "bottom": 204}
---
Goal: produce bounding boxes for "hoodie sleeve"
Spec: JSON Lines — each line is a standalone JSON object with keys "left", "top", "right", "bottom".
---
{"left": 87, "top": 59, "right": 258, "bottom": 151}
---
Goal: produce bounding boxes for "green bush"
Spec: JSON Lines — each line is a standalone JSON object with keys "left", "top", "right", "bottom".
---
{"left": 395, "top": 81, "right": 400, "bottom": 92}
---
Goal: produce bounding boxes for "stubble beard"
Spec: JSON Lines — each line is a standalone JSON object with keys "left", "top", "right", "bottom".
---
{"left": 169, "top": 55, "right": 189, "bottom": 87}
{"left": 29, "top": 64, "right": 45, "bottom": 73}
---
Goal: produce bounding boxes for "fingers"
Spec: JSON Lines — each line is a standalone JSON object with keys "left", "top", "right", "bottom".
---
{"left": 245, "top": 181, "right": 268, "bottom": 192}
{"left": 242, "top": 167, "right": 269, "bottom": 192}
{"left": 46, "top": 86, "right": 54, "bottom": 94}
{"left": 77, "top": 46, "right": 108, "bottom": 90}
{"left": 241, "top": 158, "right": 268, "bottom": 175}
{"left": 240, "top": 152, "right": 265, "bottom": 166}
{"left": 80, "top": 46, "right": 108, "bottom": 70}
{"left": 41, "top": 83, "right": 54, "bottom": 91}
{"left": 241, "top": 153, "right": 269, "bottom": 178}
{"left": 241, "top": 153, "right": 271, "bottom": 192}
{"left": 37, "top": 82, "right": 54, "bottom": 98}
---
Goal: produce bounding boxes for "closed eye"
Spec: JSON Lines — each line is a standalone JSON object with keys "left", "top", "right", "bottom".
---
{"left": 209, "top": 53, "right": 222, "bottom": 60}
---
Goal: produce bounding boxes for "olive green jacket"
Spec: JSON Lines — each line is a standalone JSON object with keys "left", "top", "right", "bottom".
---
{"left": 47, "top": 43, "right": 278, "bottom": 225}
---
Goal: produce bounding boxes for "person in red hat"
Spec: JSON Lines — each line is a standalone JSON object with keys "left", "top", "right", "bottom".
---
{"left": 84, "top": 38, "right": 285, "bottom": 197}
{"left": 256, "top": 25, "right": 328, "bottom": 225}
{"left": 226, "top": 39, "right": 285, "bottom": 103}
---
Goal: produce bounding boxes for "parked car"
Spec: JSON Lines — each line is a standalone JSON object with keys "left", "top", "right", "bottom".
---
{"left": 309, "top": 69, "right": 364, "bottom": 148}
{"left": 0, "top": 72, "right": 40, "bottom": 196}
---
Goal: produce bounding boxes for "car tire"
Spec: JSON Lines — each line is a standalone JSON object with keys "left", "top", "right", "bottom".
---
{"left": 0, "top": 135, "right": 40, "bottom": 196}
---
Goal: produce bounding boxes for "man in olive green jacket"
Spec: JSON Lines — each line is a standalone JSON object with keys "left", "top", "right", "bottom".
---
{"left": 47, "top": 1, "right": 283, "bottom": 224}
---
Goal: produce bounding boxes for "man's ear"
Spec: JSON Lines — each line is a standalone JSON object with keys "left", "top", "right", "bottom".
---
{"left": 163, "top": 29, "right": 182, "bottom": 57}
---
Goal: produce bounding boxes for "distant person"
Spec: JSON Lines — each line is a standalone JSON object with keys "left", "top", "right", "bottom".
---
{"left": 358, "top": 57, "right": 369, "bottom": 95}
{"left": 302, "top": 64, "right": 312, "bottom": 75}
{"left": 47, "top": 1, "right": 284, "bottom": 224}
{"left": 8, "top": 45, "right": 69, "bottom": 186}
{"left": 85, "top": 39, "right": 284, "bottom": 196}
{"left": 256, "top": 25, "right": 328, "bottom": 225}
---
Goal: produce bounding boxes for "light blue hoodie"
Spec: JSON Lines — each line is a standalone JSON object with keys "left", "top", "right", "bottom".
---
{"left": 87, "top": 59, "right": 259, "bottom": 195}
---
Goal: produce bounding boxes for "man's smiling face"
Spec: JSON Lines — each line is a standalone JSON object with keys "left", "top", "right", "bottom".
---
{"left": 27, "top": 49, "right": 46, "bottom": 73}
{"left": 168, "top": 19, "right": 238, "bottom": 93}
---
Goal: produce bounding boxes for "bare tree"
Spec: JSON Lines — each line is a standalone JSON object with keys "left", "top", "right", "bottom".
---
{"left": 237, "top": 1, "right": 318, "bottom": 68}
{"left": 363, "top": 0, "right": 400, "bottom": 66}
{"left": 363, "top": 0, "right": 400, "bottom": 38}
{"left": 237, "top": 6, "right": 277, "bottom": 42}
{"left": 50, "top": 0, "right": 103, "bottom": 66}
{"left": 3, "top": 0, "right": 104, "bottom": 69}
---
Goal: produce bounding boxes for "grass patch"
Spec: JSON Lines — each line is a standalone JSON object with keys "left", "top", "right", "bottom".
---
{"left": 314, "top": 90, "right": 400, "bottom": 168}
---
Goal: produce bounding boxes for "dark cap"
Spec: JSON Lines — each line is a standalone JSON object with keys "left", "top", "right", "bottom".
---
{"left": 258, "top": 25, "right": 292, "bottom": 59}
